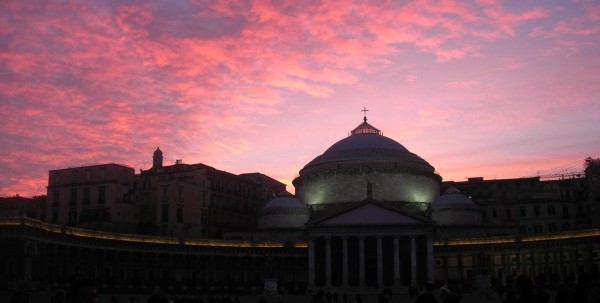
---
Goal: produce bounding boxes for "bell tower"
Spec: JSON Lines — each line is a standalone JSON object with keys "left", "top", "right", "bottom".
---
{"left": 153, "top": 147, "right": 163, "bottom": 170}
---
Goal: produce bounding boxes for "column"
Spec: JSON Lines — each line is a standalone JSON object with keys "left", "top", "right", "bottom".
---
{"left": 377, "top": 236, "right": 383, "bottom": 288}
{"left": 325, "top": 236, "right": 332, "bottom": 287}
{"left": 410, "top": 236, "right": 417, "bottom": 286}
{"left": 529, "top": 252, "right": 536, "bottom": 277}
{"left": 569, "top": 249, "right": 577, "bottom": 276}
{"left": 308, "top": 238, "right": 315, "bottom": 288}
{"left": 557, "top": 251, "right": 565, "bottom": 282}
{"left": 457, "top": 254, "right": 463, "bottom": 280}
{"left": 501, "top": 253, "right": 507, "bottom": 280}
{"left": 393, "top": 237, "right": 400, "bottom": 286}
{"left": 359, "top": 236, "right": 365, "bottom": 287}
{"left": 342, "top": 236, "right": 349, "bottom": 287}
{"left": 584, "top": 245, "right": 593, "bottom": 273}
{"left": 427, "top": 235, "right": 434, "bottom": 282}
{"left": 472, "top": 253, "right": 478, "bottom": 277}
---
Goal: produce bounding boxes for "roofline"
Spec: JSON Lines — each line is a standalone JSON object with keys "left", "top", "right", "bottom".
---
{"left": 49, "top": 163, "right": 134, "bottom": 172}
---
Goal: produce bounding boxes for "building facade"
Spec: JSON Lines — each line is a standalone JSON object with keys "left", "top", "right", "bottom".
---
{"left": 1, "top": 117, "right": 599, "bottom": 295}
{"left": 45, "top": 164, "right": 136, "bottom": 232}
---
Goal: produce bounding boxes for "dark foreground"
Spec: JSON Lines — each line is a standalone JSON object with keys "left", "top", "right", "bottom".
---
{"left": 1, "top": 290, "right": 562, "bottom": 303}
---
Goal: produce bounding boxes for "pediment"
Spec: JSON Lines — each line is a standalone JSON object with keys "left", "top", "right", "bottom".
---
{"left": 316, "top": 203, "right": 424, "bottom": 226}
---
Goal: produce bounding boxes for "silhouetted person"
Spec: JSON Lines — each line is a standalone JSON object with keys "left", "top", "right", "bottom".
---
{"left": 51, "top": 289, "right": 66, "bottom": 303}
{"left": 68, "top": 278, "right": 97, "bottom": 303}
{"left": 439, "top": 287, "right": 459, "bottom": 303}
{"left": 415, "top": 282, "right": 438, "bottom": 303}
{"left": 554, "top": 284, "right": 569, "bottom": 303}
{"left": 569, "top": 272, "right": 591, "bottom": 303}
{"left": 147, "top": 289, "right": 168, "bottom": 303}
{"left": 10, "top": 284, "right": 29, "bottom": 303}
{"left": 505, "top": 274, "right": 548, "bottom": 303}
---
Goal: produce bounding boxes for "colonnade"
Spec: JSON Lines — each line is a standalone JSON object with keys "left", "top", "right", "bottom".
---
{"left": 308, "top": 234, "right": 434, "bottom": 289}
{"left": 434, "top": 240, "right": 599, "bottom": 285}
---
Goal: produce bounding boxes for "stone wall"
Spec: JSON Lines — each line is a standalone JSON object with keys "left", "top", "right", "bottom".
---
{"left": 296, "top": 170, "right": 439, "bottom": 206}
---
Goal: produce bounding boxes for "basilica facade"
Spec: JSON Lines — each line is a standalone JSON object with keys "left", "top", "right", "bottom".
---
{"left": 1, "top": 117, "right": 599, "bottom": 294}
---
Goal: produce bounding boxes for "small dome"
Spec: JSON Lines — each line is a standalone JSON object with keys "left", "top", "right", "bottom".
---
{"left": 258, "top": 193, "right": 309, "bottom": 229}
{"left": 153, "top": 147, "right": 163, "bottom": 156}
{"left": 263, "top": 195, "right": 307, "bottom": 210}
{"left": 431, "top": 188, "right": 482, "bottom": 225}
{"left": 431, "top": 192, "right": 479, "bottom": 211}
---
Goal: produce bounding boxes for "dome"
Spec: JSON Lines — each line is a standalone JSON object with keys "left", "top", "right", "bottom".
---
{"left": 293, "top": 117, "right": 440, "bottom": 209}
{"left": 153, "top": 147, "right": 163, "bottom": 156}
{"left": 300, "top": 120, "right": 434, "bottom": 174}
{"left": 257, "top": 193, "right": 309, "bottom": 229}
{"left": 263, "top": 195, "right": 307, "bottom": 210}
{"left": 431, "top": 188, "right": 482, "bottom": 225}
{"left": 431, "top": 188, "right": 480, "bottom": 211}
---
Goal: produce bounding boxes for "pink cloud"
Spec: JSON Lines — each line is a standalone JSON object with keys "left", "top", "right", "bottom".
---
{"left": 0, "top": 0, "right": 598, "bottom": 196}
{"left": 447, "top": 80, "right": 480, "bottom": 88}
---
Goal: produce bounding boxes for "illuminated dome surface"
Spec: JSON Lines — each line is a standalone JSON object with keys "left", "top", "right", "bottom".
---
{"left": 293, "top": 117, "right": 441, "bottom": 208}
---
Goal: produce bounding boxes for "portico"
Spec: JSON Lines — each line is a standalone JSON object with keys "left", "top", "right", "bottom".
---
{"left": 306, "top": 201, "right": 434, "bottom": 291}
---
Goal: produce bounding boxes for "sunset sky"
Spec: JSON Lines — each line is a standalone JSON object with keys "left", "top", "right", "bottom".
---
{"left": 1, "top": 0, "right": 599, "bottom": 197}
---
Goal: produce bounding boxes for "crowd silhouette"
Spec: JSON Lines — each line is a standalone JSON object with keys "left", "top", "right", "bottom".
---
{"left": 6, "top": 271, "right": 600, "bottom": 303}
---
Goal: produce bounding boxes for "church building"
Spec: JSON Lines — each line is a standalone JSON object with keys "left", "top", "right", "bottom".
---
{"left": 0, "top": 114, "right": 599, "bottom": 295}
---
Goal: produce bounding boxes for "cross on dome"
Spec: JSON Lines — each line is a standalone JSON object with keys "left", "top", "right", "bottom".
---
{"left": 351, "top": 107, "right": 381, "bottom": 135}
{"left": 361, "top": 107, "right": 369, "bottom": 122}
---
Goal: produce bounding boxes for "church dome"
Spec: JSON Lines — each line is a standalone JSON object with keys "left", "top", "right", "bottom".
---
{"left": 431, "top": 188, "right": 482, "bottom": 225}
{"left": 301, "top": 120, "right": 434, "bottom": 175}
{"left": 257, "top": 193, "right": 309, "bottom": 229}
{"left": 293, "top": 115, "right": 440, "bottom": 210}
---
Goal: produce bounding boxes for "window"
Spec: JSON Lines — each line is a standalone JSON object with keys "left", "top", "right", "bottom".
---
{"left": 534, "top": 225, "right": 543, "bottom": 233}
{"left": 548, "top": 223, "right": 557, "bottom": 232}
{"left": 562, "top": 205, "right": 569, "bottom": 216}
{"left": 97, "top": 186, "right": 106, "bottom": 205}
{"left": 534, "top": 205, "right": 540, "bottom": 217}
{"left": 178, "top": 187, "right": 183, "bottom": 204}
{"left": 520, "top": 207, "right": 526, "bottom": 217}
{"left": 506, "top": 208, "right": 512, "bottom": 219}
{"left": 162, "top": 186, "right": 169, "bottom": 201}
{"left": 562, "top": 223, "right": 571, "bottom": 231}
{"left": 519, "top": 225, "right": 527, "bottom": 233}
{"left": 70, "top": 189, "right": 77, "bottom": 206}
{"left": 161, "top": 205, "right": 169, "bottom": 222}
{"left": 52, "top": 190, "right": 60, "bottom": 207}
{"left": 52, "top": 210, "right": 59, "bottom": 223}
{"left": 68, "top": 210, "right": 77, "bottom": 226}
{"left": 548, "top": 205, "right": 556, "bottom": 216}
{"left": 177, "top": 207, "right": 183, "bottom": 223}
{"left": 83, "top": 187, "right": 90, "bottom": 206}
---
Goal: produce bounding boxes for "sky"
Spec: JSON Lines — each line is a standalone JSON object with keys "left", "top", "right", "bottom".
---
{"left": 1, "top": 0, "right": 599, "bottom": 197}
